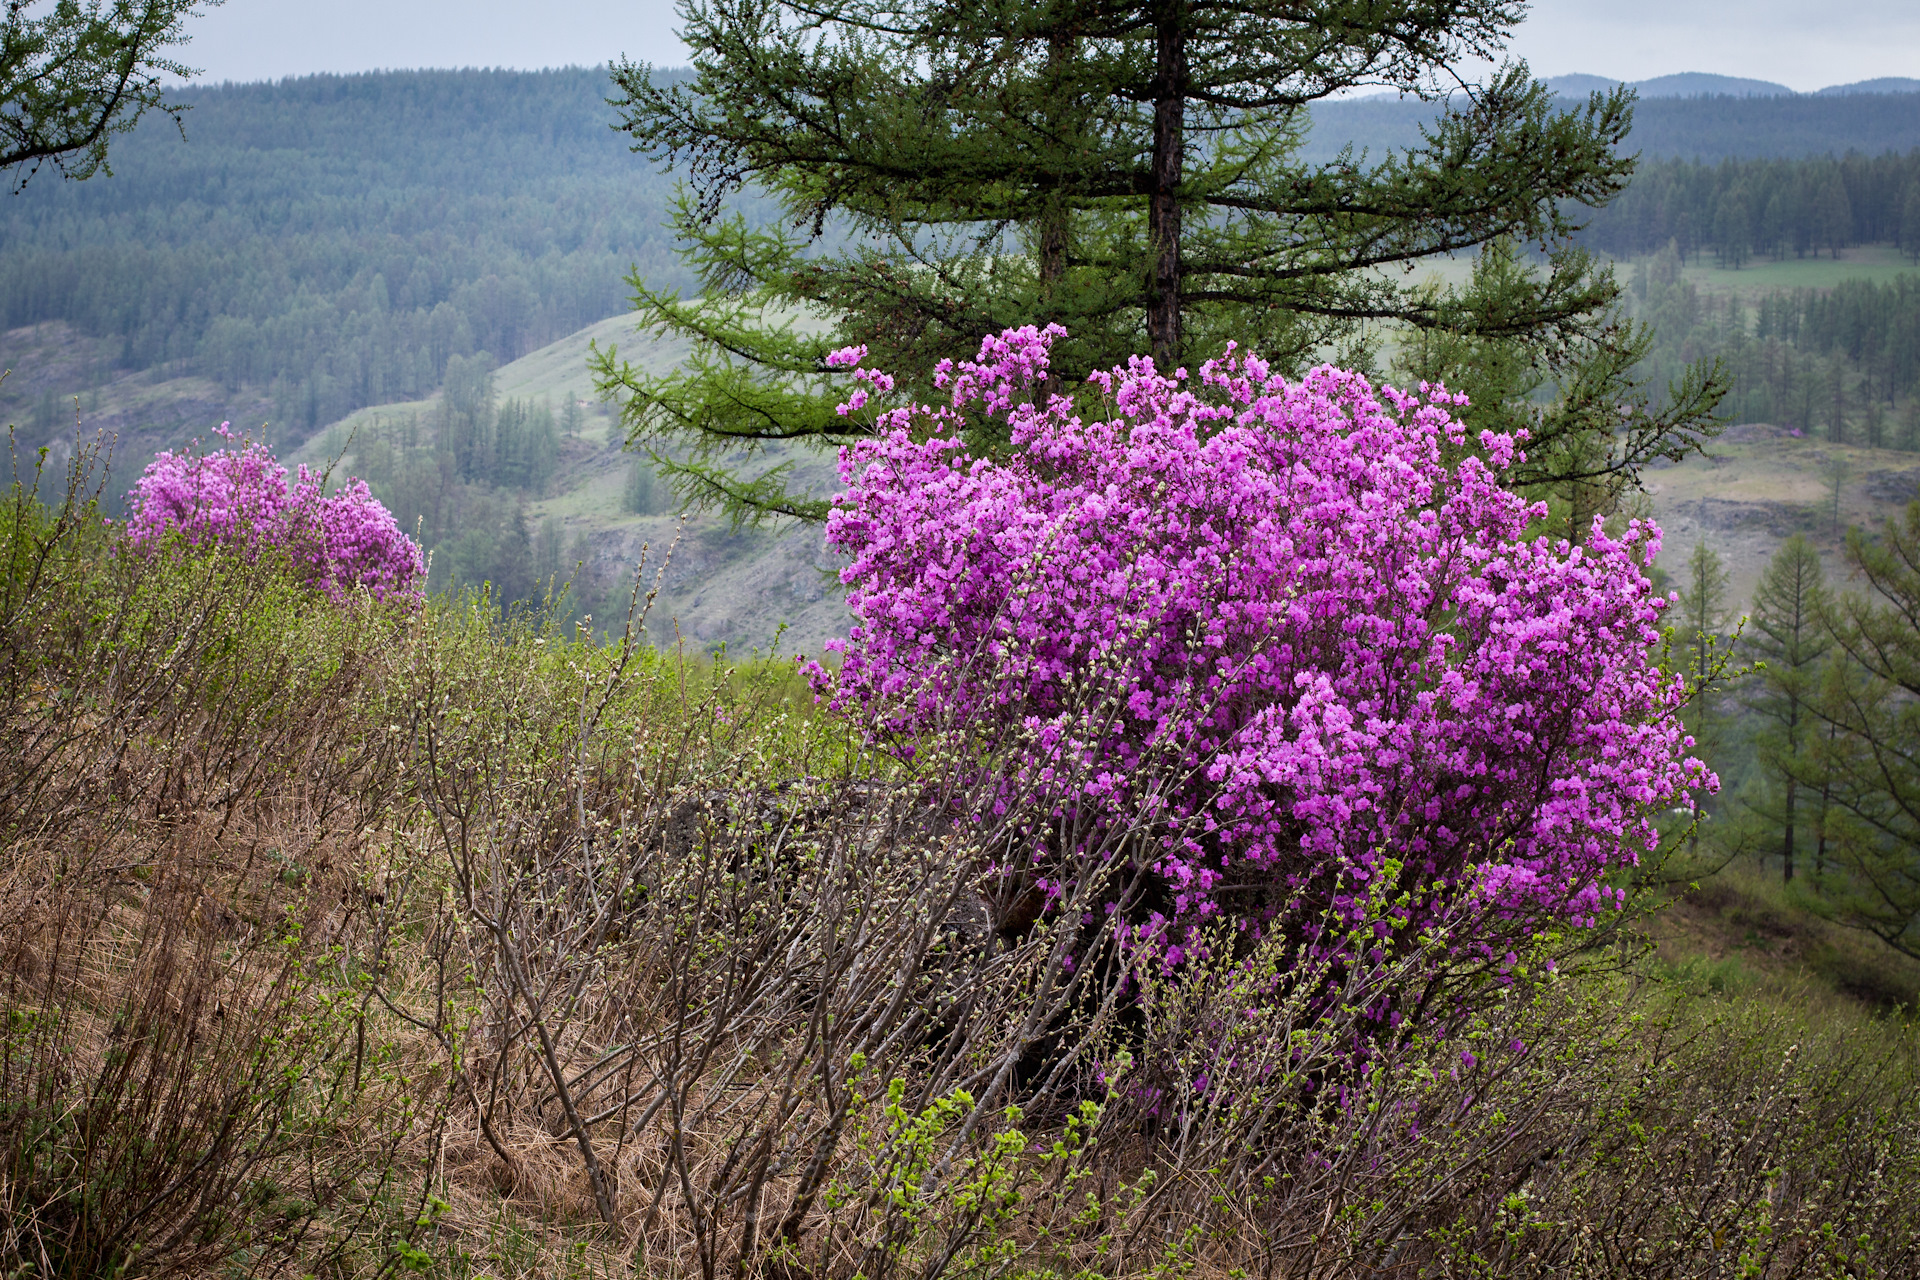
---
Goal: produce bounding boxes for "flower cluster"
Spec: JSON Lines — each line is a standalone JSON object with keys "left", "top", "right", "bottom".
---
{"left": 125, "top": 426, "right": 423, "bottom": 603}
{"left": 813, "top": 326, "right": 1712, "bottom": 951}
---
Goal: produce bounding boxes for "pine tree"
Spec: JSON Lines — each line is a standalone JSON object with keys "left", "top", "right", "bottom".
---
{"left": 2, "top": 0, "right": 209, "bottom": 185}
{"left": 1674, "top": 538, "right": 1735, "bottom": 856}
{"left": 1807, "top": 507, "right": 1920, "bottom": 957}
{"left": 1742, "top": 535, "right": 1831, "bottom": 882}
{"left": 1676, "top": 538, "right": 1735, "bottom": 718}
{"left": 599, "top": 0, "right": 1725, "bottom": 522}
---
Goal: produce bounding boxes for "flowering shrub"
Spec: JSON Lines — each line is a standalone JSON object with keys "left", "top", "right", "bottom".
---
{"left": 125, "top": 427, "right": 423, "bottom": 602}
{"left": 812, "top": 325, "right": 1712, "bottom": 958}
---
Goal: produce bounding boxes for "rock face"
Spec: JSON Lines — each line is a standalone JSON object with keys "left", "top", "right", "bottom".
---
{"left": 1863, "top": 469, "right": 1920, "bottom": 506}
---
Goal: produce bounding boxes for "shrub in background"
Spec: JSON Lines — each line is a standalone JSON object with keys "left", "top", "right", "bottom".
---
{"left": 815, "top": 326, "right": 1714, "bottom": 978}
{"left": 124, "top": 425, "right": 423, "bottom": 602}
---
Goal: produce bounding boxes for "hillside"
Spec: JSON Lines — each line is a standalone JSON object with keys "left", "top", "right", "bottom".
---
{"left": 0, "top": 67, "right": 704, "bottom": 493}
{"left": 1642, "top": 425, "right": 1919, "bottom": 608}
{"left": 4, "top": 66, "right": 1917, "bottom": 651}
{"left": 299, "top": 317, "right": 852, "bottom": 657}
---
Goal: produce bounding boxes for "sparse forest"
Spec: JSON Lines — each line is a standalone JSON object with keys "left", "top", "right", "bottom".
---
{"left": 1632, "top": 254, "right": 1920, "bottom": 438}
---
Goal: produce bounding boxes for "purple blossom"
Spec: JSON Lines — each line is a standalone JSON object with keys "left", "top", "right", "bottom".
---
{"left": 125, "top": 426, "right": 423, "bottom": 603}
{"left": 810, "top": 325, "right": 1713, "bottom": 953}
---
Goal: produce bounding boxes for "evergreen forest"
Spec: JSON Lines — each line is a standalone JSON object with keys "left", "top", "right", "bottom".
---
{"left": 0, "top": 68, "right": 706, "bottom": 438}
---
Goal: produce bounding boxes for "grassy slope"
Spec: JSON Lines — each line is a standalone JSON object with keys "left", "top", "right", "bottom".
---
{"left": 1649, "top": 861, "right": 1920, "bottom": 1012}
{"left": 300, "top": 316, "right": 853, "bottom": 659}
{"left": 1678, "top": 242, "right": 1920, "bottom": 296}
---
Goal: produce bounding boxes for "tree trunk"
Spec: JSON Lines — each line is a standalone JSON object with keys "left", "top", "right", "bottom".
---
{"left": 1782, "top": 776, "right": 1796, "bottom": 882}
{"left": 1145, "top": 0, "right": 1185, "bottom": 371}
{"left": 1815, "top": 719, "right": 1837, "bottom": 877}
{"left": 1038, "top": 28, "right": 1074, "bottom": 304}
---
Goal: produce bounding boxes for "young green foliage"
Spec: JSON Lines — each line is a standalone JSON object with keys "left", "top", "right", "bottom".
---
{"left": 1, "top": 0, "right": 214, "bottom": 187}
{"left": 1812, "top": 504, "right": 1920, "bottom": 956}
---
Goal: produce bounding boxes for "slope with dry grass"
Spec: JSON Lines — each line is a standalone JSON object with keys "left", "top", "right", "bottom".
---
{"left": 4, "top": 441, "right": 1920, "bottom": 1279}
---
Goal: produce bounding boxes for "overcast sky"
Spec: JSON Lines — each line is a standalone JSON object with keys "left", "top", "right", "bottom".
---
{"left": 180, "top": 0, "right": 1919, "bottom": 95}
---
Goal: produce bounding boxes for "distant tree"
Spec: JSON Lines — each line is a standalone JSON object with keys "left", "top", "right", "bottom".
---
{"left": 1742, "top": 535, "right": 1831, "bottom": 882}
{"left": 1675, "top": 538, "right": 1736, "bottom": 730}
{"left": 1900, "top": 178, "right": 1920, "bottom": 265}
{"left": 1810, "top": 506, "right": 1920, "bottom": 957}
{"left": 561, "top": 391, "right": 582, "bottom": 438}
{"left": 1823, "top": 454, "right": 1850, "bottom": 535}
{"left": 533, "top": 513, "right": 565, "bottom": 588}
{"left": 1827, "top": 356, "right": 1849, "bottom": 445}
{"left": 1712, "top": 188, "right": 1751, "bottom": 269}
{"left": 602, "top": 0, "right": 1724, "bottom": 523}
{"left": 1, "top": 0, "right": 215, "bottom": 188}
{"left": 442, "top": 352, "right": 497, "bottom": 481}
{"left": 1865, "top": 394, "right": 1887, "bottom": 450}
{"left": 622, "top": 457, "right": 657, "bottom": 516}
{"left": 1815, "top": 171, "right": 1852, "bottom": 260}
{"left": 1672, "top": 538, "right": 1737, "bottom": 861}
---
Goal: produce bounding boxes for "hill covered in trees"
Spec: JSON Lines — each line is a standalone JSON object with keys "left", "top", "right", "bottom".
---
{"left": 0, "top": 67, "right": 701, "bottom": 458}
{"left": 3, "top": 67, "right": 1917, "bottom": 630}
{"left": 1301, "top": 89, "right": 1920, "bottom": 164}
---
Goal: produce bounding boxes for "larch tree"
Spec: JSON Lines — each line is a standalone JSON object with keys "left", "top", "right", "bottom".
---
{"left": 1673, "top": 539, "right": 1736, "bottom": 791}
{"left": 2, "top": 0, "right": 216, "bottom": 188}
{"left": 595, "top": 0, "right": 1724, "bottom": 522}
{"left": 1812, "top": 506, "right": 1920, "bottom": 958}
{"left": 1741, "top": 534, "right": 1831, "bottom": 882}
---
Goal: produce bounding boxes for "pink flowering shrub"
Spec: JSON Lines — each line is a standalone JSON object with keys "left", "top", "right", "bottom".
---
{"left": 812, "top": 325, "right": 1712, "bottom": 960}
{"left": 125, "top": 427, "right": 423, "bottom": 603}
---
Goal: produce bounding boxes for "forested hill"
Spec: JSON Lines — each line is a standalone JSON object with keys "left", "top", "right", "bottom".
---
{"left": 1302, "top": 91, "right": 1920, "bottom": 163}
{"left": 0, "top": 67, "right": 697, "bottom": 442}
{"left": 1, "top": 66, "right": 1914, "bottom": 487}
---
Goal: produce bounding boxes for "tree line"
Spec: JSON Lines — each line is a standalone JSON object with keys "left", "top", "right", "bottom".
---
{"left": 1577, "top": 149, "right": 1920, "bottom": 265}
{"left": 339, "top": 351, "right": 663, "bottom": 615}
{"left": 1303, "top": 88, "right": 1920, "bottom": 166}
{"left": 343, "top": 353, "right": 582, "bottom": 606}
{"left": 1632, "top": 249, "right": 1920, "bottom": 442}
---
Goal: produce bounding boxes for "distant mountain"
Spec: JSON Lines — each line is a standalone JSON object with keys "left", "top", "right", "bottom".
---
{"left": 1307, "top": 84, "right": 1920, "bottom": 162}
{"left": 1543, "top": 72, "right": 1920, "bottom": 100}
{"left": 1631, "top": 73, "right": 1795, "bottom": 98}
{"left": 1542, "top": 74, "right": 1626, "bottom": 98}
{"left": 1819, "top": 77, "right": 1920, "bottom": 96}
